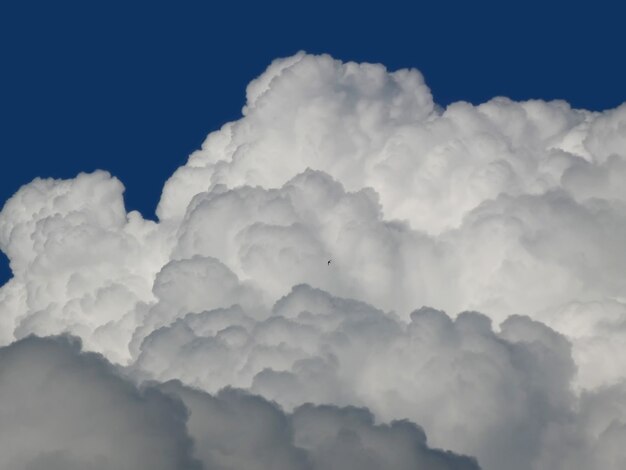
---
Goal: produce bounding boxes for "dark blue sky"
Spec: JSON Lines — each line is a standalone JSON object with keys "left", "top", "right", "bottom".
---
{"left": 0, "top": 1, "right": 623, "bottom": 284}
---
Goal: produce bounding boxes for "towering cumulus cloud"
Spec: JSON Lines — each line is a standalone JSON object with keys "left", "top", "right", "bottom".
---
{"left": 1, "top": 52, "right": 626, "bottom": 469}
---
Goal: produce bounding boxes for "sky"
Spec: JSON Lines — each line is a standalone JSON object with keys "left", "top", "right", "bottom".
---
{"left": 1, "top": 2, "right": 626, "bottom": 469}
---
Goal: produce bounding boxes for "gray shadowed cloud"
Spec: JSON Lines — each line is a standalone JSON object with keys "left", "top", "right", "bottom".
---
{"left": 0, "top": 334, "right": 479, "bottom": 470}
{"left": 0, "top": 335, "right": 201, "bottom": 470}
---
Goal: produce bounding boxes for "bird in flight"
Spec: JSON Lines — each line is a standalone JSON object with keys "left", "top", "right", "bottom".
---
{"left": 327, "top": 259, "right": 332, "bottom": 266}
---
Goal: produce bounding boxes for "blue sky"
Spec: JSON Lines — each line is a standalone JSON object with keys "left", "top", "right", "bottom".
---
{"left": 0, "top": 1, "right": 623, "bottom": 285}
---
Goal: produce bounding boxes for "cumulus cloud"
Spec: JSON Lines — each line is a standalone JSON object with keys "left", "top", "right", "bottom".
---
{"left": 1, "top": 52, "right": 626, "bottom": 469}
{"left": 134, "top": 285, "right": 578, "bottom": 470}
{"left": 0, "top": 334, "right": 477, "bottom": 470}
{"left": 0, "top": 335, "right": 200, "bottom": 470}
{"left": 0, "top": 171, "right": 170, "bottom": 362}
{"left": 159, "top": 381, "right": 481, "bottom": 470}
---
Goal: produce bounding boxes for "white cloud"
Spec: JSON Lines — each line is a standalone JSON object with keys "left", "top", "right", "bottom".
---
{"left": 0, "top": 171, "right": 171, "bottom": 362}
{"left": 2, "top": 52, "right": 626, "bottom": 469}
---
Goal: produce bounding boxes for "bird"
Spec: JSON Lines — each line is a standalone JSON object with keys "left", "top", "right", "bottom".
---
{"left": 327, "top": 259, "right": 332, "bottom": 266}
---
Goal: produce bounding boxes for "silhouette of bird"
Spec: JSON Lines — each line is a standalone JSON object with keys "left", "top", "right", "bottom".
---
{"left": 327, "top": 259, "right": 332, "bottom": 266}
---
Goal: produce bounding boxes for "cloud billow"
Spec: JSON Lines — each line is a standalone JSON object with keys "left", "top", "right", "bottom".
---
{"left": 1, "top": 52, "right": 626, "bottom": 469}
{"left": 0, "top": 335, "right": 479, "bottom": 470}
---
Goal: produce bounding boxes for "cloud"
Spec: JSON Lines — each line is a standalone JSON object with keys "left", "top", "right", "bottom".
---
{"left": 0, "top": 334, "right": 478, "bottom": 470}
{"left": 2, "top": 52, "right": 626, "bottom": 469}
{"left": 0, "top": 171, "right": 170, "bottom": 362}
{"left": 135, "top": 285, "right": 577, "bottom": 470}
{"left": 159, "top": 381, "right": 481, "bottom": 470}
{"left": 0, "top": 335, "right": 201, "bottom": 470}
